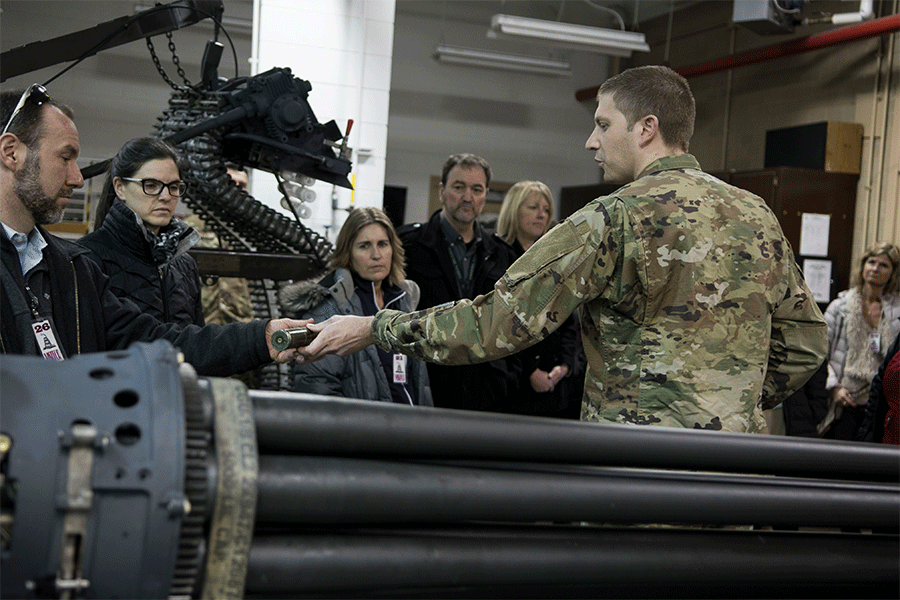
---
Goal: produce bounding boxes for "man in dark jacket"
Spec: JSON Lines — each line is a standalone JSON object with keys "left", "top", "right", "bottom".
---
{"left": 397, "top": 153, "right": 520, "bottom": 411}
{"left": 0, "top": 87, "right": 307, "bottom": 375}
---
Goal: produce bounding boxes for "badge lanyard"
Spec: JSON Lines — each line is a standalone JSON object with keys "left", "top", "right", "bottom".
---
{"left": 446, "top": 242, "right": 476, "bottom": 297}
{"left": 392, "top": 353, "right": 407, "bottom": 383}
{"left": 23, "top": 281, "right": 65, "bottom": 360}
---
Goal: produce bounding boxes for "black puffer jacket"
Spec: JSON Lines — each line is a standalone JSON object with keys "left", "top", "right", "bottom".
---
{"left": 78, "top": 200, "right": 203, "bottom": 326}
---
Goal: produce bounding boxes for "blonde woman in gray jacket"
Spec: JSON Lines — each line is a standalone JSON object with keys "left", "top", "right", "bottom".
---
{"left": 821, "top": 241, "right": 900, "bottom": 438}
{"left": 282, "top": 207, "right": 431, "bottom": 406}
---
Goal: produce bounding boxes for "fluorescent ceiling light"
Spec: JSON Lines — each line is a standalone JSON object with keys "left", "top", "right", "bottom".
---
{"left": 488, "top": 14, "right": 650, "bottom": 57}
{"left": 434, "top": 45, "right": 572, "bottom": 77}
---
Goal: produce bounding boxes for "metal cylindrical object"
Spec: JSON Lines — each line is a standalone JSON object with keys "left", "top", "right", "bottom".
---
{"left": 5, "top": 350, "right": 899, "bottom": 599}
{"left": 244, "top": 527, "right": 900, "bottom": 597}
{"left": 270, "top": 327, "right": 317, "bottom": 351}
{"left": 250, "top": 393, "right": 900, "bottom": 482}
{"left": 254, "top": 455, "right": 899, "bottom": 529}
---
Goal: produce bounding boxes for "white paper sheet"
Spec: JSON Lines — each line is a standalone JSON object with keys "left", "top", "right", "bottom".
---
{"left": 799, "top": 213, "right": 830, "bottom": 257}
{"left": 803, "top": 258, "right": 833, "bottom": 303}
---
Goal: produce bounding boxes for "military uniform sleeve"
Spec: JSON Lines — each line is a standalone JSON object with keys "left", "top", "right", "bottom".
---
{"left": 760, "top": 260, "right": 828, "bottom": 409}
{"left": 373, "top": 202, "right": 619, "bottom": 365}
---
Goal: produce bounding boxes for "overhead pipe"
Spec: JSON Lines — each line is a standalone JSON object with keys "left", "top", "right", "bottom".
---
{"left": 830, "top": 0, "right": 875, "bottom": 25}
{"left": 575, "top": 12, "right": 900, "bottom": 100}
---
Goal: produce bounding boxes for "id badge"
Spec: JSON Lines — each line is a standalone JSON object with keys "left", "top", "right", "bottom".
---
{"left": 392, "top": 353, "right": 407, "bottom": 383}
{"left": 32, "top": 316, "right": 65, "bottom": 361}
{"left": 869, "top": 332, "right": 881, "bottom": 353}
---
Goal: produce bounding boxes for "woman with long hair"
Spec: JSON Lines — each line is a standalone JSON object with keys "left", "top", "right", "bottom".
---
{"left": 282, "top": 207, "right": 431, "bottom": 405}
{"left": 821, "top": 241, "right": 900, "bottom": 439}
{"left": 496, "top": 181, "right": 584, "bottom": 418}
{"left": 78, "top": 137, "right": 203, "bottom": 326}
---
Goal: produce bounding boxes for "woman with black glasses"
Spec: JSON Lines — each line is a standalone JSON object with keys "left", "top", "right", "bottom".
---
{"left": 78, "top": 137, "right": 204, "bottom": 326}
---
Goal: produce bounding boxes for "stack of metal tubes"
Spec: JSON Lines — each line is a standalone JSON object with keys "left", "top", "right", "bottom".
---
{"left": 247, "top": 391, "right": 900, "bottom": 598}
{"left": 1, "top": 341, "right": 897, "bottom": 599}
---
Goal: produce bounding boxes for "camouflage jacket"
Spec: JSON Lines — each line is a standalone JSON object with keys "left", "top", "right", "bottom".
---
{"left": 373, "top": 154, "right": 827, "bottom": 432}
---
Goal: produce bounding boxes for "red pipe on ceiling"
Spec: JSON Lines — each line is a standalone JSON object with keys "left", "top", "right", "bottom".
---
{"left": 575, "top": 12, "right": 900, "bottom": 102}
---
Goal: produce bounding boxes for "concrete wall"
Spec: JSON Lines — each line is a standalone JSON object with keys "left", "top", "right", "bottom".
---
{"left": 385, "top": 6, "right": 610, "bottom": 224}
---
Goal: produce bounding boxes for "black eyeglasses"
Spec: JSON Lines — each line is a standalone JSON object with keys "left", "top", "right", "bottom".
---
{"left": 121, "top": 177, "right": 188, "bottom": 197}
{"left": 2, "top": 84, "right": 52, "bottom": 136}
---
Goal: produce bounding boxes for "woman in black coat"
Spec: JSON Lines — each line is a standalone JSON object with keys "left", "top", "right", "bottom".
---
{"left": 495, "top": 180, "right": 585, "bottom": 419}
{"left": 79, "top": 137, "right": 203, "bottom": 326}
{"left": 857, "top": 327, "right": 900, "bottom": 444}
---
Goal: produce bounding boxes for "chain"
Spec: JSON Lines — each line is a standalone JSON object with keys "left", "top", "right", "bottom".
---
{"left": 166, "top": 32, "right": 192, "bottom": 86}
{"left": 146, "top": 34, "right": 193, "bottom": 92}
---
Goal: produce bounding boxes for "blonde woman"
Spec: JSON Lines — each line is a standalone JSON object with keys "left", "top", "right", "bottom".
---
{"left": 822, "top": 241, "right": 900, "bottom": 438}
{"left": 497, "top": 181, "right": 584, "bottom": 418}
{"left": 282, "top": 207, "right": 431, "bottom": 405}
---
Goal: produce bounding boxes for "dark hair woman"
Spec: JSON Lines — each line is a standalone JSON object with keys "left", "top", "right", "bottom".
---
{"left": 78, "top": 137, "right": 203, "bottom": 326}
{"left": 281, "top": 206, "right": 431, "bottom": 405}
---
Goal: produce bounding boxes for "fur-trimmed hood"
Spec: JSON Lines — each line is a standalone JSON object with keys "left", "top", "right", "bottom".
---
{"left": 279, "top": 270, "right": 343, "bottom": 317}
{"left": 279, "top": 268, "right": 420, "bottom": 318}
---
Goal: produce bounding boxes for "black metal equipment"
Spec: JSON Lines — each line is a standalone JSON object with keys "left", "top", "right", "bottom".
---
{"left": 2, "top": 343, "right": 898, "bottom": 599}
{"left": 149, "top": 66, "right": 350, "bottom": 259}
{"left": 0, "top": 1, "right": 226, "bottom": 83}
{"left": 148, "top": 67, "right": 350, "bottom": 390}
{"left": 5, "top": 0, "right": 353, "bottom": 389}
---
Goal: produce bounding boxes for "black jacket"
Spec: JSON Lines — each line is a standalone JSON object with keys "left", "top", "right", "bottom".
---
{"left": 398, "top": 210, "right": 520, "bottom": 411}
{"left": 1, "top": 226, "right": 269, "bottom": 377}
{"left": 857, "top": 326, "right": 900, "bottom": 443}
{"left": 78, "top": 200, "right": 204, "bottom": 327}
{"left": 506, "top": 239, "right": 585, "bottom": 417}
{"left": 782, "top": 359, "right": 829, "bottom": 437}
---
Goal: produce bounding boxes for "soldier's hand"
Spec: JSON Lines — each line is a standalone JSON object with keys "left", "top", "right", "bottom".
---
{"left": 296, "top": 315, "right": 376, "bottom": 363}
{"left": 265, "top": 318, "right": 315, "bottom": 363}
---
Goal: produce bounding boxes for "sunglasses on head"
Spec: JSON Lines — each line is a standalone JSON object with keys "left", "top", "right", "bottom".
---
{"left": 2, "top": 84, "right": 51, "bottom": 136}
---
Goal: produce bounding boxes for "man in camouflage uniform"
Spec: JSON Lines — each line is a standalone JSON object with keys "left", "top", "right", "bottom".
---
{"left": 183, "top": 164, "right": 254, "bottom": 328}
{"left": 297, "top": 66, "right": 827, "bottom": 433}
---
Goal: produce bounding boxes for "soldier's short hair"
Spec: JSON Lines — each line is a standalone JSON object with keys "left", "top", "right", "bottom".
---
{"left": 330, "top": 206, "right": 406, "bottom": 287}
{"left": 598, "top": 65, "right": 695, "bottom": 153}
{"left": 441, "top": 153, "right": 492, "bottom": 188}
